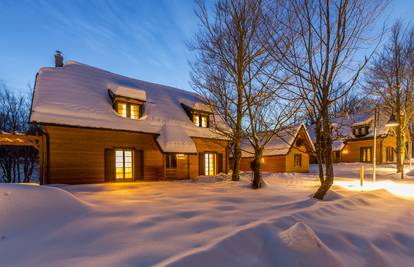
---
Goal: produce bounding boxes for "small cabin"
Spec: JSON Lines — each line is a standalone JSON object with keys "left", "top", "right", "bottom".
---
{"left": 233, "top": 125, "right": 314, "bottom": 173}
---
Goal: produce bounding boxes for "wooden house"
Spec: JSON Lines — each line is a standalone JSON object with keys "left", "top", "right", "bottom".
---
{"left": 30, "top": 59, "right": 229, "bottom": 184}
{"left": 311, "top": 112, "right": 410, "bottom": 163}
{"left": 233, "top": 125, "right": 315, "bottom": 173}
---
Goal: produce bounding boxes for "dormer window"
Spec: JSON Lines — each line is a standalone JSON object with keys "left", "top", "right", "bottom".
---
{"left": 193, "top": 114, "right": 209, "bottom": 128}
{"left": 109, "top": 87, "right": 146, "bottom": 120}
{"left": 353, "top": 125, "right": 369, "bottom": 137}
{"left": 116, "top": 101, "right": 141, "bottom": 119}
{"left": 181, "top": 103, "right": 212, "bottom": 128}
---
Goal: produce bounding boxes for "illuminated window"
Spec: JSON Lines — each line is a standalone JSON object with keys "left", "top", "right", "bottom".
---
{"left": 117, "top": 102, "right": 127, "bottom": 118}
{"left": 360, "top": 147, "right": 372, "bottom": 162}
{"left": 115, "top": 149, "right": 133, "bottom": 179}
{"left": 193, "top": 115, "right": 200, "bottom": 126}
{"left": 116, "top": 101, "right": 141, "bottom": 119}
{"left": 193, "top": 114, "right": 209, "bottom": 128}
{"left": 204, "top": 153, "right": 216, "bottom": 175}
{"left": 130, "top": 104, "right": 139, "bottom": 119}
{"left": 201, "top": 116, "right": 208, "bottom": 127}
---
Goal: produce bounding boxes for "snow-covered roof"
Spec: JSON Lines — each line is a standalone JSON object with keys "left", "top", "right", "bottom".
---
{"left": 30, "top": 61, "right": 227, "bottom": 153}
{"left": 308, "top": 111, "right": 393, "bottom": 151}
{"left": 109, "top": 86, "right": 146, "bottom": 101}
{"left": 332, "top": 140, "right": 345, "bottom": 151}
{"left": 156, "top": 124, "right": 198, "bottom": 153}
{"left": 240, "top": 124, "right": 314, "bottom": 157}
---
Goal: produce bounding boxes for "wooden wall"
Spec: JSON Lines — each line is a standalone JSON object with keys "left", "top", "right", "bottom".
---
{"left": 237, "top": 155, "right": 287, "bottom": 172}
{"left": 44, "top": 125, "right": 229, "bottom": 184}
{"left": 234, "top": 126, "right": 313, "bottom": 173}
{"left": 340, "top": 135, "right": 397, "bottom": 163}
{"left": 191, "top": 137, "right": 229, "bottom": 177}
{"left": 45, "top": 125, "right": 164, "bottom": 184}
{"left": 285, "top": 146, "right": 310, "bottom": 172}
{"left": 285, "top": 127, "right": 311, "bottom": 172}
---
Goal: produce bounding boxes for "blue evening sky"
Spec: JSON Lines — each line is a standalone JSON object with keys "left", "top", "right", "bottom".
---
{"left": 0, "top": 0, "right": 413, "bottom": 95}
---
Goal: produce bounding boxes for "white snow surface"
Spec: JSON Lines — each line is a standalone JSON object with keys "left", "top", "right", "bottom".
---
{"left": 2, "top": 163, "right": 414, "bottom": 266}
{"left": 109, "top": 85, "right": 147, "bottom": 101}
{"left": 30, "top": 61, "right": 227, "bottom": 153}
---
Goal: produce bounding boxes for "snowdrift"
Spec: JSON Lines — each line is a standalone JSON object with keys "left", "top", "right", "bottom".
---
{"left": 0, "top": 184, "right": 89, "bottom": 236}
{"left": 159, "top": 221, "right": 345, "bottom": 267}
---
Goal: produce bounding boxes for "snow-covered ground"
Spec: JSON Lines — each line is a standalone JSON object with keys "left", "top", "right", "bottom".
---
{"left": 1, "top": 164, "right": 414, "bottom": 267}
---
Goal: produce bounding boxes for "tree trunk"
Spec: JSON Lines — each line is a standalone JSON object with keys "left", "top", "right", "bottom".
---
{"left": 232, "top": 82, "right": 244, "bottom": 182}
{"left": 251, "top": 150, "right": 263, "bottom": 189}
{"left": 232, "top": 140, "right": 241, "bottom": 181}
{"left": 314, "top": 109, "right": 334, "bottom": 200}
{"left": 315, "top": 118, "right": 325, "bottom": 184}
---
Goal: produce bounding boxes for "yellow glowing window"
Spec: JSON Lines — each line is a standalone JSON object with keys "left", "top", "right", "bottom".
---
{"left": 117, "top": 102, "right": 127, "bottom": 118}
{"left": 204, "top": 153, "right": 215, "bottom": 176}
{"left": 115, "top": 149, "right": 133, "bottom": 179}
{"left": 193, "top": 115, "right": 200, "bottom": 126}
{"left": 193, "top": 114, "right": 209, "bottom": 128}
{"left": 116, "top": 101, "right": 142, "bottom": 119}
{"left": 201, "top": 116, "right": 208, "bottom": 127}
{"left": 130, "top": 104, "right": 139, "bottom": 119}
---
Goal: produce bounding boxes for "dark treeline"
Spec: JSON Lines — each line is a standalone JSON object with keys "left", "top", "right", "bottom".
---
{"left": 0, "top": 84, "right": 39, "bottom": 183}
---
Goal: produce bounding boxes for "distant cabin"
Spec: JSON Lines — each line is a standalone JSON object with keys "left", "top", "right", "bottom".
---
{"left": 232, "top": 125, "right": 315, "bottom": 173}
{"left": 30, "top": 60, "right": 229, "bottom": 184}
{"left": 309, "top": 112, "right": 411, "bottom": 164}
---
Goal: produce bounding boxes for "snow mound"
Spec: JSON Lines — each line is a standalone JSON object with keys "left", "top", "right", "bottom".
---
{"left": 191, "top": 173, "right": 231, "bottom": 183}
{"left": 279, "top": 222, "right": 323, "bottom": 251}
{"left": 406, "top": 169, "right": 414, "bottom": 176}
{"left": 0, "top": 184, "right": 89, "bottom": 235}
{"left": 322, "top": 190, "right": 344, "bottom": 201}
{"left": 160, "top": 220, "right": 345, "bottom": 267}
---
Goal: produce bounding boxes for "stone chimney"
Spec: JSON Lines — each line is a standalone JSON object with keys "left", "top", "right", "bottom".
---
{"left": 54, "top": 50, "right": 63, "bottom": 67}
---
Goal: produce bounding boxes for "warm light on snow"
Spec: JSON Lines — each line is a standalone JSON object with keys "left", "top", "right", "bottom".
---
{"left": 334, "top": 179, "right": 414, "bottom": 199}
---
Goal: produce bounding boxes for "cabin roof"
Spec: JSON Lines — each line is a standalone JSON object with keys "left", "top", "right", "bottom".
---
{"left": 30, "top": 61, "right": 227, "bottom": 153}
{"left": 240, "top": 124, "right": 314, "bottom": 157}
{"left": 308, "top": 111, "right": 392, "bottom": 151}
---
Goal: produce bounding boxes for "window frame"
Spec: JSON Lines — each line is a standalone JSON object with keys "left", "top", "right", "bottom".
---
{"left": 192, "top": 113, "right": 209, "bottom": 128}
{"left": 386, "top": 147, "right": 394, "bottom": 162}
{"left": 360, "top": 147, "right": 372, "bottom": 162}
{"left": 166, "top": 153, "right": 178, "bottom": 169}
{"left": 294, "top": 154, "right": 302, "bottom": 167}
{"left": 116, "top": 101, "right": 142, "bottom": 120}
{"left": 115, "top": 149, "right": 134, "bottom": 180}
{"left": 204, "top": 152, "right": 216, "bottom": 176}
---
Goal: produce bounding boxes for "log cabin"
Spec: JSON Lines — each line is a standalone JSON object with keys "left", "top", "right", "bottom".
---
{"left": 233, "top": 125, "right": 315, "bottom": 173}
{"left": 30, "top": 55, "right": 229, "bottom": 184}
{"left": 310, "top": 112, "right": 411, "bottom": 163}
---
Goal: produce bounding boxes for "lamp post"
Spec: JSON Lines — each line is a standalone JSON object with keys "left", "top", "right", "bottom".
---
{"left": 373, "top": 111, "right": 399, "bottom": 183}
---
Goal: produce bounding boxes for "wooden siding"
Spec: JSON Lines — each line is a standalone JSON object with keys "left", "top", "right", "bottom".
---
{"left": 44, "top": 125, "right": 229, "bottom": 184}
{"left": 340, "top": 134, "right": 397, "bottom": 163}
{"left": 237, "top": 155, "right": 287, "bottom": 172}
{"left": 285, "top": 127, "right": 312, "bottom": 172}
{"left": 285, "top": 146, "right": 309, "bottom": 172}
{"left": 191, "top": 137, "right": 229, "bottom": 177}
{"left": 45, "top": 125, "right": 164, "bottom": 184}
{"left": 235, "top": 126, "right": 313, "bottom": 173}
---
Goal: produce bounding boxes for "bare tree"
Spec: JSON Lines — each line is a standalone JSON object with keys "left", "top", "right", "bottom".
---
{"left": 191, "top": 0, "right": 267, "bottom": 181}
{"left": 366, "top": 21, "right": 414, "bottom": 179}
{"left": 266, "top": 0, "right": 387, "bottom": 199}
{"left": 0, "top": 83, "right": 39, "bottom": 183}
